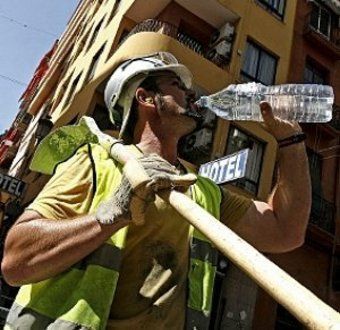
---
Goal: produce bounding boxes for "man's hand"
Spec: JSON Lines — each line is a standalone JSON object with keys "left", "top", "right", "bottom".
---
{"left": 95, "top": 154, "right": 197, "bottom": 225}
{"left": 260, "top": 101, "right": 302, "bottom": 141}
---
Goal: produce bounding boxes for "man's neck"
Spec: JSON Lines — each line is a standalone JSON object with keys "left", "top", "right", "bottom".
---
{"left": 134, "top": 123, "right": 180, "bottom": 165}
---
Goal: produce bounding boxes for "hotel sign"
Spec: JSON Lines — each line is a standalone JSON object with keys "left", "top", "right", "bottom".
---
{"left": 199, "top": 149, "right": 249, "bottom": 184}
{"left": 0, "top": 173, "right": 26, "bottom": 198}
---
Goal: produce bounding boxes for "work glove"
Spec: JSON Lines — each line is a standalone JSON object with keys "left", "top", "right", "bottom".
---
{"left": 95, "top": 154, "right": 197, "bottom": 225}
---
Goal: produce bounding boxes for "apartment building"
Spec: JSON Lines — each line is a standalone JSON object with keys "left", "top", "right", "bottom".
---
{"left": 1, "top": 0, "right": 339, "bottom": 328}
{"left": 260, "top": 1, "right": 340, "bottom": 328}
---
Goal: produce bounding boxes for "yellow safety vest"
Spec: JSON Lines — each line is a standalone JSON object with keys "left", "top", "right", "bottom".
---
{"left": 5, "top": 143, "right": 221, "bottom": 330}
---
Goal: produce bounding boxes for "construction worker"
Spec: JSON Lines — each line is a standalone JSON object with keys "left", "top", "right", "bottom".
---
{"left": 1, "top": 52, "right": 311, "bottom": 330}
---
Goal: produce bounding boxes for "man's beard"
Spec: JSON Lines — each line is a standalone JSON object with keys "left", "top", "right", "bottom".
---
{"left": 155, "top": 94, "right": 204, "bottom": 130}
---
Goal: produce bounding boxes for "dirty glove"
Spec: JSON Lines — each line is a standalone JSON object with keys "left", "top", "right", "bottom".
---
{"left": 95, "top": 154, "right": 197, "bottom": 226}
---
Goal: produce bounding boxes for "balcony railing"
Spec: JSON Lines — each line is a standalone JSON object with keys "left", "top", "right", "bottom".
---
{"left": 120, "top": 19, "right": 230, "bottom": 68}
{"left": 309, "top": 193, "right": 335, "bottom": 234}
{"left": 304, "top": 12, "right": 340, "bottom": 52}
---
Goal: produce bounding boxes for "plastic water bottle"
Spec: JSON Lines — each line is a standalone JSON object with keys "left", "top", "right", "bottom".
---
{"left": 195, "top": 83, "right": 334, "bottom": 122}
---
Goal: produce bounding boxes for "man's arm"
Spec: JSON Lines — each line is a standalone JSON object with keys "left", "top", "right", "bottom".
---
{"left": 227, "top": 102, "right": 311, "bottom": 253}
{"left": 1, "top": 149, "right": 130, "bottom": 286}
{"left": 1, "top": 210, "right": 129, "bottom": 286}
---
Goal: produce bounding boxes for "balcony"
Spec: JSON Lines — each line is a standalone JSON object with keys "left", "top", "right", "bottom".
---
{"left": 120, "top": 19, "right": 231, "bottom": 68}
{"left": 309, "top": 193, "right": 335, "bottom": 234}
{"left": 303, "top": 13, "right": 340, "bottom": 58}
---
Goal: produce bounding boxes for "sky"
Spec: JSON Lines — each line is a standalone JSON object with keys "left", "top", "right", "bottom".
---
{"left": 0, "top": 0, "right": 80, "bottom": 134}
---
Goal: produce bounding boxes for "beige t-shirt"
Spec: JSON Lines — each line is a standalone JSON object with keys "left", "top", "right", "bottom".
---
{"left": 28, "top": 152, "right": 252, "bottom": 330}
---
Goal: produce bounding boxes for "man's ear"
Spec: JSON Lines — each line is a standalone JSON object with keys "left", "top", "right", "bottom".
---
{"left": 135, "top": 88, "right": 154, "bottom": 106}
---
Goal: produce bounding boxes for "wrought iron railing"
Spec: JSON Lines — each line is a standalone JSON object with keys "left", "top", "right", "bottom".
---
{"left": 309, "top": 193, "right": 335, "bottom": 234}
{"left": 119, "top": 19, "right": 229, "bottom": 68}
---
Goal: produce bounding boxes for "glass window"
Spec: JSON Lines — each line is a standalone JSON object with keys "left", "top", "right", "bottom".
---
{"left": 257, "top": 0, "right": 286, "bottom": 18}
{"left": 306, "top": 148, "right": 322, "bottom": 193}
{"left": 306, "top": 148, "right": 335, "bottom": 234}
{"left": 241, "top": 41, "right": 277, "bottom": 85}
{"left": 225, "top": 126, "right": 265, "bottom": 195}
{"left": 310, "top": 4, "right": 331, "bottom": 38}
{"left": 319, "top": 8, "right": 331, "bottom": 37}
{"left": 86, "top": 17, "right": 105, "bottom": 51}
{"left": 64, "top": 73, "right": 81, "bottom": 105}
{"left": 304, "top": 60, "right": 327, "bottom": 84}
{"left": 107, "top": 0, "right": 121, "bottom": 26}
{"left": 85, "top": 44, "right": 105, "bottom": 83}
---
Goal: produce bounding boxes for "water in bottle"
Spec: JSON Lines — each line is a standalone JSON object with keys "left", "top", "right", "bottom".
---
{"left": 195, "top": 83, "right": 334, "bottom": 123}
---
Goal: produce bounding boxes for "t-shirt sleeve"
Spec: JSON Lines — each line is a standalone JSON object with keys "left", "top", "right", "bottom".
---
{"left": 26, "top": 151, "right": 94, "bottom": 220}
{"left": 220, "top": 187, "right": 252, "bottom": 227}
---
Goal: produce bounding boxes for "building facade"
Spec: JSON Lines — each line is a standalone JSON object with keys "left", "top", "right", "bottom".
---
{"left": 0, "top": 0, "right": 339, "bottom": 328}
{"left": 263, "top": 0, "right": 340, "bottom": 328}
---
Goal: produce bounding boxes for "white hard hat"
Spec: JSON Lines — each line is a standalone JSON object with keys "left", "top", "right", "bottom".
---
{"left": 104, "top": 52, "right": 193, "bottom": 138}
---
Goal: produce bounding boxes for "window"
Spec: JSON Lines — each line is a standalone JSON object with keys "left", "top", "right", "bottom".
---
{"left": 310, "top": 3, "right": 332, "bottom": 38}
{"left": 107, "top": 0, "right": 121, "bottom": 26}
{"left": 86, "top": 17, "right": 104, "bottom": 51}
{"left": 241, "top": 41, "right": 277, "bottom": 85}
{"left": 74, "top": 37, "right": 87, "bottom": 58}
{"left": 306, "top": 148, "right": 335, "bottom": 233}
{"left": 107, "top": 28, "right": 130, "bottom": 60}
{"left": 257, "top": 0, "right": 286, "bottom": 18}
{"left": 64, "top": 73, "right": 81, "bottom": 105}
{"left": 52, "top": 74, "right": 72, "bottom": 111}
{"left": 225, "top": 126, "right": 264, "bottom": 194}
{"left": 85, "top": 45, "right": 105, "bottom": 83}
{"left": 304, "top": 60, "right": 328, "bottom": 84}
{"left": 307, "top": 148, "right": 322, "bottom": 193}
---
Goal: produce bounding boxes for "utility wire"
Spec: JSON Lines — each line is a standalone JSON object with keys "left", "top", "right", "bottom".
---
{"left": 0, "top": 74, "right": 26, "bottom": 87}
{"left": 0, "top": 13, "right": 58, "bottom": 37}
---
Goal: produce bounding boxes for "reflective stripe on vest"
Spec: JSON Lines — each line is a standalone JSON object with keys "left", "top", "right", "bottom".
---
{"left": 6, "top": 143, "right": 221, "bottom": 330}
{"left": 73, "top": 242, "right": 122, "bottom": 271}
{"left": 6, "top": 302, "right": 91, "bottom": 330}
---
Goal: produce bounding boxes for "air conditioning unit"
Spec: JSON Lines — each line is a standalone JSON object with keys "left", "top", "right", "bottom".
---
{"left": 209, "top": 22, "right": 235, "bottom": 45}
{"left": 207, "top": 22, "right": 235, "bottom": 64}
{"left": 206, "top": 40, "right": 232, "bottom": 59}
{"left": 181, "top": 128, "right": 213, "bottom": 154}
